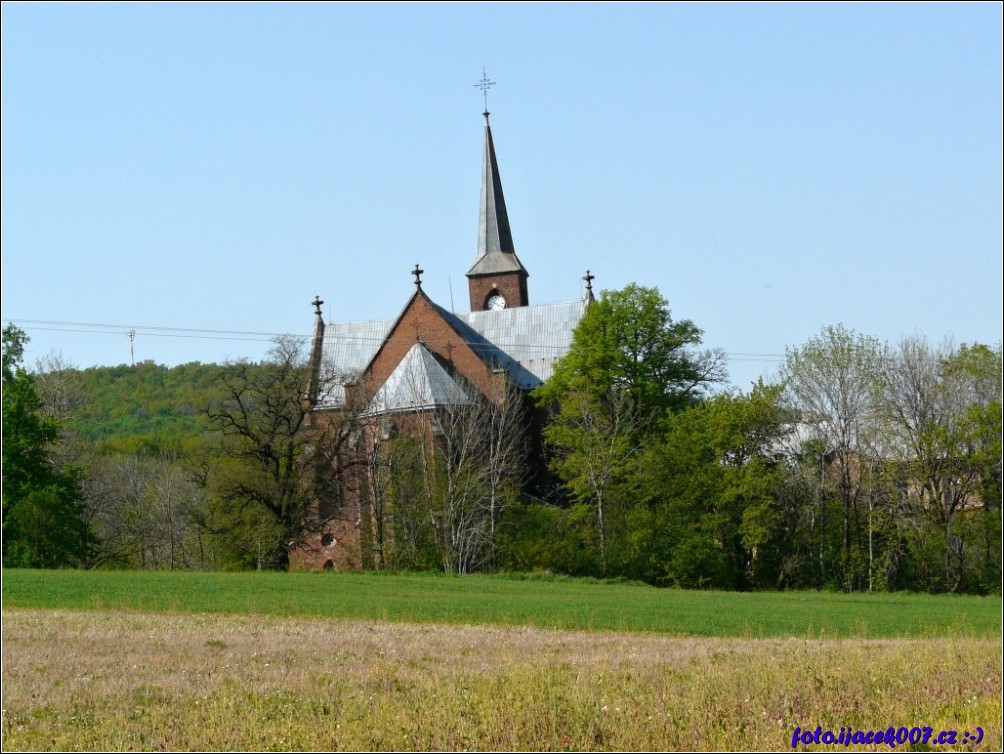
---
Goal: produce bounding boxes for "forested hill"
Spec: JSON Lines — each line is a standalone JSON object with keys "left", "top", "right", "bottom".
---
{"left": 40, "top": 360, "right": 233, "bottom": 455}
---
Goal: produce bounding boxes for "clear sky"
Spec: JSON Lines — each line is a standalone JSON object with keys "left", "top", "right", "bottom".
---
{"left": 2, "top": 3, "right": 1001, "bottom": 390}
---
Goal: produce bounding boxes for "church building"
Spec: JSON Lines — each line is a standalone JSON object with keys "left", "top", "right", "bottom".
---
{"left": 291, "top": 106, "right": 594, "bottom": 571}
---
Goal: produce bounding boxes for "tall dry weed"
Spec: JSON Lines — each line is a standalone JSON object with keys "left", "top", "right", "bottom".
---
{"left": 2, "top": 609, "right": 1000, "bottom": 751}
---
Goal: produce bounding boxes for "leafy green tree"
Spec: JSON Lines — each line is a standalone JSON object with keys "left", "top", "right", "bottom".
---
{"left": 628, "top": 384, "right": 791, "bottom": 588}
{"left": 2, "top": 324, "right": 93, "bottom": 567}
{"left": 775, "top": 329, "right": 1000, "bottom": 594}
{"left": 496, "top": 502, "right": 601, "bottom": 576}
{"left": 541, "top": 390, "right": 643, "bottom": 572}
{"left": 535, "top": 284, "right": 726, "bottom": 574}
{"left": 537, "top": 284, "right": 726, "bottom": 420}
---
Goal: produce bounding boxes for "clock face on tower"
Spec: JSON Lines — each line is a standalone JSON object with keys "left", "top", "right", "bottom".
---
{"left": 486, "top": 292, "right": 507, "bottom": 311}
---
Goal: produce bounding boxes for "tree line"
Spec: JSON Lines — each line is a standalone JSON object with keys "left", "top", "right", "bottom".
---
{"left": 523, "top": 293, "right": 1000, "bottom": 593}
{"left": 2, "top": 288, "right": 1000, "bottom": 593}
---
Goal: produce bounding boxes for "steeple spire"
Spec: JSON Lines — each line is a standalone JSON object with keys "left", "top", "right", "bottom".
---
{"left": 466, "top": 78, "right": 529, "bottom": 310}
{"left": 473, "top": 112, "right": 517, "bottom": 261}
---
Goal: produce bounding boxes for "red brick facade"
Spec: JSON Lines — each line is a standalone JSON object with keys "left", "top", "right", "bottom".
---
{"left": 467, "top": 271, "right": 529, "bottom": 311}
{"left": 289, "top": 288, "right": 516, "bottom": 571}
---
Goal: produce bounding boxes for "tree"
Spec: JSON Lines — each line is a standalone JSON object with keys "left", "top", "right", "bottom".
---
{"left": 77, "top": 453, "right": 207, "bottom": 570}
{"left": 366, "top": 433, "right": 437, "bottom": 571}
{"left": 779, "top": 324, "right": 886, "bottom": 591}
{"left": 535, "top": 284, "right": 726, "bottom": 573}
{"left": 542, "top": 389, "right": 642, "bottom": 573}
{"left": 32, "top": 351, "right": 84, "bottom": 424}
{"left": 632, "top": 383, "right": 792, "bottom": 588}
{"left": 203, "top": 336, "right": 351, "bottom": 569}
{"left": 2, "top": 324, "right": 93, "bottom": 567}
{"left": 429, "top": 375, "right": 527, "bottom": 574}
{"left": 875, "top": 338, "right": 1002, "bottom": 591}
{"left": 537, "top": 283, "right": 726, "bottom": 421}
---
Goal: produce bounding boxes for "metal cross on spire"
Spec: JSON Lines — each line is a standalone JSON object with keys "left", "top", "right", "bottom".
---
{"left": 312, "top": 295, "right": 324, "bottom": 316}
{"left": 412, "top": 263, "right": 424, "bottom": 288}
{"left": 475, "top": 67, "right": 495, "bottom": 117}
{"left": 583, "top": 270, "right": 596, "bottom": 303}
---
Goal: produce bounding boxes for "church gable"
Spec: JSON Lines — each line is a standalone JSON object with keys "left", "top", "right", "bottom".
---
{"left": 351, "top": 288, "right": 502, "bottom": 411}
{"left": 312, "top": 296, "right": 588, "bottom": 410}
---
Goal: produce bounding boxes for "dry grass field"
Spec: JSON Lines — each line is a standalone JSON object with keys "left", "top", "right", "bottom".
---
{"left": 2, "top": 608, "right": 1000, "bottom": 751}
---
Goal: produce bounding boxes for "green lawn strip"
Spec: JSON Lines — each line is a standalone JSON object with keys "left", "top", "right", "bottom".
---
{"left": 2, "top": 569, "right": 999, "bottom": 638}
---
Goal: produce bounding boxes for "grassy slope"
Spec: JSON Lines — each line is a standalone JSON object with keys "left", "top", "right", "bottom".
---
{"left": 3, "top": 569, "right": 1000, "bottom": 638}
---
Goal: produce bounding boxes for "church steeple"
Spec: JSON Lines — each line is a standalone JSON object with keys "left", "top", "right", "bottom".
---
{"left": 466, "top": 105, "right": 529, "bottom": 311}
{"left": 473, "top": 111, "right": 516, "bottom": 261}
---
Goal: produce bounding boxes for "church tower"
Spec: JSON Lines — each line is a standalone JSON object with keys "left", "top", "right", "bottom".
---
{"left": 466, "top": 110, "right": 529, "bottom": 311}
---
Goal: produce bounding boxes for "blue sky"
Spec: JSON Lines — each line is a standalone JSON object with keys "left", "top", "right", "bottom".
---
{"left": 2, "top": 3, "right": 1001, "bottom": 390}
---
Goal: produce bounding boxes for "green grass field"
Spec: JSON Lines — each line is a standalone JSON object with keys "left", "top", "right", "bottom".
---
{"left": 2, "top": 568, "right": 1000, "bottom": 637}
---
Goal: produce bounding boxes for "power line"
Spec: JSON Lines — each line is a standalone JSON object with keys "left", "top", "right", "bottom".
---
{"left": 3, "top": 316, "right": 788, "bottom": 363}
{"left": 12, "top": 324, "right": 279, "bottom": 343}
{"left": 6, "top": 318, "right": 293, "bottom": 339}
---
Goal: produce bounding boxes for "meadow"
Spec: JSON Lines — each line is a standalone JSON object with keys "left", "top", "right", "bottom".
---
{"left": 2, "top": 570, "right": 1001, "bottom": 751}
{"left": 2, "top": 569, "right": 1001, "bottom": 638}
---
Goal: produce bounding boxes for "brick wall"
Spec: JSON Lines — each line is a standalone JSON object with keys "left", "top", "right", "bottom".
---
{"left": 467, "top": 271, "right": 528, "bottom": 311}
{"left": 293, "top": 289, "right": 527, "bottom": 571}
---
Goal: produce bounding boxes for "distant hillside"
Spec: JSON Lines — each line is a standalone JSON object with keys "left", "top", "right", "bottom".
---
{"left": 45, "top": 361, "right": 233, "bottom": 455}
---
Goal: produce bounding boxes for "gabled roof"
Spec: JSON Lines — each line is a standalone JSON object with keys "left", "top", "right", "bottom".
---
{"left": 314, "top": 298, "right": 587, "bottom": 409}
{"left": 364, "top": 343, "right": 472, "bottom": 416}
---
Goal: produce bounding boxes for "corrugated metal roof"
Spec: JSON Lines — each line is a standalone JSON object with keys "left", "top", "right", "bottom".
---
{"left": 315, "top": 317, "right": 394, "bottom": 407}
{"left": 365, "top": 343, "right": 471, "bottom": 416}
{"left": 455, "top": 300, "right": 586, "bottom": 388}
{"left": 316, "top": 299, "right": 586, "bottom": 407}
{"left": 322, "top": 318, "right": 395, "bottom": 369}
